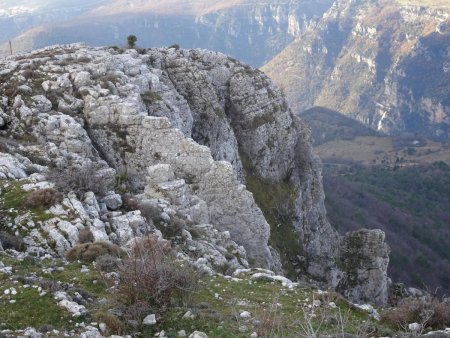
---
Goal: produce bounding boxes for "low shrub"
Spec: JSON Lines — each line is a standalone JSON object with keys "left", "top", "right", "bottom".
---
{"left": 95, "top": 254, "right": 119, "bottom": 272}
{"left": 22, "top": 69, "right": 34, "bottom": 79}
{"left": 48, "top": 163, "right": 114, "bottom": 198}
{"left": 157, "top": 218, "right": 184, "bottom": 239}
{"left": 39, "top": 278, "right": 62, "bottom": 292}
{"left": 138, "top": 200, "right": 161, "bottom": 222}
{"left": 139, "top": 200, "right": 185, "bottom": 238}
{"left": 94, "top": 311, "right": 124, "bottom": 335}
{"left": 24, "top": 188, "right": 61, "bottom": 209}
{"left": 65, "top": 242, "right": 125, "bottom": 263}
{"left": 169, "top": 43, "right": 180, "bottom": 50}
{"left": 118, "top": 235, "right": 197, "bottom": 317}
{"left": 381, "top": 296, "right": 450, "bottom": 330}
{"left": 132, "top": 235, "right": 172, "bottom": 255}
{"left": 78, "top": 228, "right": 94, "bottom": 244}
{"left": 121, "top": 301, "right": 151, "bottom": 321}
{"left": 122, "top": 195, "right": 139, "bottom": 211}
{"left": 0, "top": 232, "right": 26, "bottom": 251}
{"left": 141, "top": 91, "right": 162, "bottom": 104}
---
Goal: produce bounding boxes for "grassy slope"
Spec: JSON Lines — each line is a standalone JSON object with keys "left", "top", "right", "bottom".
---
{"left": 0, "top": 175, "right": 390, "bottom": 337}
{"left": 0, "top": 254, "right": 394, "bottom": 337}
{"left": 239, "top": 152, "right": 302, "bottom": 278}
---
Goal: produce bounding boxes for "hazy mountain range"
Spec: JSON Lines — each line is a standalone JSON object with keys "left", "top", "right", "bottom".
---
{"left": 263, "top": 0, "right": 450, "bottom": 140}
{"left": 0, "top": 0, "right": 334, "bottom": 67}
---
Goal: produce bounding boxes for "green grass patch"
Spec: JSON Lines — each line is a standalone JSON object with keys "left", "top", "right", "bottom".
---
{"left": 0, "top": 286, "right": 74, "bottom": 331}
{"left": 0, "top": 180, "right": 28, "bottom": 210}
{"left": 156, "top": 275, "right": 385, "bottom": 337}
{"left": 250, "top": 113, "right": 275, "bottom": 129}
{"left": 51, "top": 261, "right": 108, "bottom": 299}
{"left": 0, "top": 180, "right": 60, "bottom": 233}
{"left": 0, "top": 257, "right": 105, "bottom": 331}
{"left": 239, "top": 153, "right": 302, "bottom": 277}
{"left": 0, "top": 254, "right": 395, "bottom": 336}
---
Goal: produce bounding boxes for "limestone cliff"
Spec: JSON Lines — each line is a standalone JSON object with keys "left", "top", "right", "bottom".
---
{"left": 0, "top": 44, "right": 389, "bottom": 304}
{"left": 263, "top": 0, "right": 450, "bottom": 140}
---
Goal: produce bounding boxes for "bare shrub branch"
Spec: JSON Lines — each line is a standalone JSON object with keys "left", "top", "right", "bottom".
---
{"left": 47, "top": 163, "right": 114, "bottom": 198}
{"left": 117, "top": 235, "right": 198, "bottom": 319}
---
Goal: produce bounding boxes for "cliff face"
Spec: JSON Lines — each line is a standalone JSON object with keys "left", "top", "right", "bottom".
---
{"left": 263, "top": 0, "right": 450, "bottom": 140}
{"left": 0, "top": 44, "right": 389, "bottom": 304}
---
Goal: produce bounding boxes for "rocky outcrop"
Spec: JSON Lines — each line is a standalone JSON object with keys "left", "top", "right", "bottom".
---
{"left": 0, "top": 44, "right": 276, "bottom": 271}
{"left": 263, "top": 0, "right": 450, "bottom": 140}
{"left": 0, "top": 43, "right": 389, "bottom": 304}
{"left": 337, "top": 229, "right": 391, "bottom": 306}
{"left": 142, "top": 47, "right": 342, "bottom": 283}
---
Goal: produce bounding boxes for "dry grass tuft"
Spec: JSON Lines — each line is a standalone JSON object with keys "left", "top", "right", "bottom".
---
{"left": 65, "top": 242, "right": 125, "bottom": 263}
{"left": 78, "top": 228, "right": 94, "bottom": 244}
{"left": 381, "top": 296, "right": 450, "bottom": 330}
{"left": 24, "top": 188, "right": 61, "bottom": 209}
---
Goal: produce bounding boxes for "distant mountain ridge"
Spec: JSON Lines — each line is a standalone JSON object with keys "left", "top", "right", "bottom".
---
{"left": 0, "top": 0, "right": 334, "bottom": 67}
{"left": 301, "top": 106, "right": 379, "bottom": 146}
{"left": 89, "top": 0, "right": 244, "bottom": 16}
{"left": 0, "top": 0, "right": 109, "bottom": 45}
{"left": 262, "top": 0, "right": 450, "bottom": 140}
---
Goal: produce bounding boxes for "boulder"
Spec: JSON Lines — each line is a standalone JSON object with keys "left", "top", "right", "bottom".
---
{"left": 337, "top": 229, "right": 390, "bottom": 306}
{"left": 104, "top": 193, "right": 123, "bottom": 211}
{"left": 189, "top": 332, "right": 209, "bottom": 338}
{"left": 142, "top": 314, "right": 157, "bottom": 325}
{"left": 73, "top": 71, "right": 92, "bottom": 88}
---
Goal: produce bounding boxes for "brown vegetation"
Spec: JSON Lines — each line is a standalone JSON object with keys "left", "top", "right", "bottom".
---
{"left": 381, "top": 297, "right": 450, "bottom": 330}
{"left": 94, "top": 311, "right": 124, "bottom": 335}
{"left": 122, "top": 194, "right": 139, "bottom": 211}
{"left": 95, "top": 254, "right": 119, "bottom": 272}
{"left": 117, "top": 235, "right": 197, "bottom": 319}
{"left": 78, "top": 228, "right": 94, "bottom": 244}
{"left": 48, "top": 163, "right": 114, "bottom": 198}
{"left": 24, "top": 188, "right": 61, "bottom": 209}
{"left": 65, "top": 242, "right": 124, "bottom": 263}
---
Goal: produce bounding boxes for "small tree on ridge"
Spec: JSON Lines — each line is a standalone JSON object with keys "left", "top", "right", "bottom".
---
{"left": 127, "top": 35, "right": 137, "bottom": 48}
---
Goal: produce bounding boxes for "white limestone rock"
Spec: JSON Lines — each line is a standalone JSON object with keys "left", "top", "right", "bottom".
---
{"left": 73, "top": 71, "right": 92, "bottom": 88}
{"left": 142, "top": 314, "right": 157, "bottom": 325}
{"left": 189, "top": 332, "right": 209, "bottom": 338}
{"left": 31, "top": 95, "right": 52, "bottom": 113}
{"left": 54, "top": 291, "right": 87, "bottom": 317}
{"left": 408, "top": 322, "right": 421, "bottom": 332}
{"left": 103, "top": 192, "right": 123, "bottom": 211}
{"left": 83, "top": 192, "right": 101, "bottom": 219}
{"left": 91, "top": 219, "right": 109, "bottom": 242}
{"left": 0, "top": 153, "right": 27, "bottom": 179}
{"left": 110, "top": 211, "right": 146, "bottom": 246}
